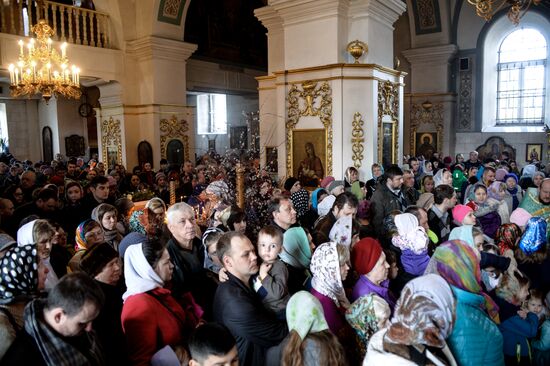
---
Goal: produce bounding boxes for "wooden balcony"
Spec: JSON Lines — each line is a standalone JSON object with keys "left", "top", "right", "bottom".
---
{"left": 0, "top": 0, "right": 111, "bottom": 48}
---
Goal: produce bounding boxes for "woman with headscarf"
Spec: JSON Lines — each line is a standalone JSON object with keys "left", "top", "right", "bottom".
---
{"left": 80, "top": 243, "right": 128, "bottom": 365}
{"left": 266, "top": 291, "right": 347, "bottom": 366}
{"left": 495, "top": 223, "right": 522, "bottom": 256}
{"left": 351, "top": 238, "right": 396, "bottom": 310}
{"left": 430, "top": 240, "right": 504, "bottom": 366}
{"left": 364, "top": 274, "right": 458, "bottom": 366}
{"left": 281, "top": 227, "right": 314, "bottom": 294}
{"left": 515, "top": 217, "right": 550, "bottom": 292}
{"left": 309, "top": 242, "right": 352, "bottom": 338}
{"left": 504, "top": 173, "right": 523, "bottom": 211}
{"left": 519, "top": 164, "right": 537, "bottom": 190}
{"left": 0, "top": 245, "right": 48, "bottom": 359}
{"left": 345, "top": 293, "right": 391, "bottom": 359}
{"left": 92, "top": 203, "right": 123, "bottom": 252}
{"left": 17, "top": 219, "right": 58, "bottom": 289}
{"left": 68, "top": 219, "right": 104, "bottom": 272}
{"left": 391, "top": 213, "right": 430, "bottom": 277}
{"left": 129, "top": 197, "right": 167, "bottom": 236}
{"left": 121, "top": 238, "right": 202, "bottom": 366}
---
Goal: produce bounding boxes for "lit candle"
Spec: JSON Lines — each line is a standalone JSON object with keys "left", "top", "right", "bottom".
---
{"left": 47, "top": 38, "right": 52, "bottom": 52}
{"left": 31, "top": 61, "right": 36, "bottom": 83}
{"left": 76, "top": 68, "right": 80, "bottom": 84}
{"left": 8, "top": 64, "right": 14, "bottom": 84}
{"left": 61, "top": 42, "right": 67, "bottom": 58}
{"left": 14, "top": 68, "right": 19, "bottom": 84}
{"left": 18, "top": 40, "right": 23, "bottom": 56}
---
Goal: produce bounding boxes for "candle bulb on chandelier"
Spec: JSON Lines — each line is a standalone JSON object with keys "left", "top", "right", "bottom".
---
{"left": 14, "top": 68, "right": 19, "bottom": 85}
{"left": 18, "top": 40, "right": 23, "bottom": 56}
{"left": 8, "top": 64, "right": 14, "bottom": 85}
{"left": 61, "top": 42, "right": 67, "bottom": 59}
{"left": 31, "top": 61, "right": 36, "bottom": 83}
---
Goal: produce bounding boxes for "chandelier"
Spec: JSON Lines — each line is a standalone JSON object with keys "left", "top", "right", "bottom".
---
{"left": 467, "top": 0, "right": 541, "bottom": 25}
{"left": 8, "top": 19, "right": 81, "bottom": 102}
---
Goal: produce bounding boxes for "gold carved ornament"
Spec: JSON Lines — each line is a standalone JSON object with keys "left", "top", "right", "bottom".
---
{"left": 351, "top": 112, "right": 365, "bottom": 169}
{"left": 101, "top": 117, "right": 123, "bottom": 170}
{"left": 286, "top": 80, "right": 333, "bottom": 178}
{"left": 377, "top": 81, "right": 399, "bottom": 164}
{"left": 410, "top": 102, "right": 444, "bottom": 156}
{"left": 160, "top": 115, "right": 190, "bottom": 161}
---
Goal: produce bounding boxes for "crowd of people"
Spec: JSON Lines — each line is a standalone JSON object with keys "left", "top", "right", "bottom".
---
{"left": 0, "top": 149, "right": 549, "bottom": 366}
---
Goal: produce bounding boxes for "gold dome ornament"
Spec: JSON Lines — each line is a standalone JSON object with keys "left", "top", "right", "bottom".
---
{"left": 347, "top": 40, "right": 368, "bottom": 64}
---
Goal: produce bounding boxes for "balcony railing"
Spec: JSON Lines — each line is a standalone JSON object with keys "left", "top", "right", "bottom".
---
{"left": 0, "top": 0, "right": 111, "bottom": 48}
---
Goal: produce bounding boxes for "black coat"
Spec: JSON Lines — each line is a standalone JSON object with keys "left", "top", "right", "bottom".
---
{"left": 1, "top": 330, "right": 46, "bottom": 366}
{"left": 213, "top": 272, "right": 288, "bottom": 366}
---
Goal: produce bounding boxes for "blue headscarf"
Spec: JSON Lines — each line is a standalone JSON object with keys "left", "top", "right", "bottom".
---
{"left": 310, "top": 188, "right": 326, "bottom": 211}
{"left": 519, "top": 217, "right": 547, "bottom": 255}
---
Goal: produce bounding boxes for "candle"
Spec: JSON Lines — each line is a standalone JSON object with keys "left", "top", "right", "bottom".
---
{"left": 61, "top": 42, "right": 67, "bottom": 58}
{"left": 14, "top": 68, "right": 19, "bottom": 84}
{"left": 18, "top": 40, "right": 23, "bottom": 56}
{"left": 8, "top": 64, "right": 14, "bottom": 84}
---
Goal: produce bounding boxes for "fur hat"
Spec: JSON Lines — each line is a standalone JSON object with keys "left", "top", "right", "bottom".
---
{"left": 0, "top": 234, "right": 16, "bottom": 253}
{"left": 80, "top": 242, "right": 118, "bottom": 278}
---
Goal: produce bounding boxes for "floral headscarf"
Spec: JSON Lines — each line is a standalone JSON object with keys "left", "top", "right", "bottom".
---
{"left": 280, "top": 227, "right": 312, "bottom": 269}
{"left": 385, "top": 274, "right": 456, "bottom": 348}
{"left": 329, "top": 216, "right": 353, "bottom": 247}
{"left": 310, "top": 242, "right": 349, "bottom": 308}
{"left": 0, "top": 245, "right": 39, "bottom": 304}
{"left": 495, "top": 223, "right": 522, "bottom": 255}
{"left": 286, "top": 291, "right": 329, "bottom": 340}
{"left": 432, "top": 240, "right": 499, "bottom": 323}
{"left": 75, "top": 219, "right": 96, "bottom": 252}
{"left": 488, "top": 181, "right": 506, "bottom": 201}
{"left": 346, "top": 294, "right": 390, "bottom": 355}
{"left": 518, "top": 217, "right": 547, "bottom": 255}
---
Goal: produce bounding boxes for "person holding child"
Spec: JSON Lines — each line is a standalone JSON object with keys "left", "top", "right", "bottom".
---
{"left": 253, "top": 226, "right": 290, "bottom": 319}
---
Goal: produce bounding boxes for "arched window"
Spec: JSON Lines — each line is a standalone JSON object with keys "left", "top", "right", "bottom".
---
{"left": 481, "top": 12, "right": 550, "bottom": 132}
{"left": 496, "top": 28, "right": 546, "bottom": 125}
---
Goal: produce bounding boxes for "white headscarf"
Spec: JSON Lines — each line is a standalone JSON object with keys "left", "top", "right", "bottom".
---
{"left": 17, "top": 220, "right": 36, "bottom": 246}
{"left": 123, "top": 243, "right": 164, "bottom": 301}
{"left": 392, "top": 213, "right": 428, "bottom": 254}
{"left": 17, "top": 219, "right": 59, "bottom": 290}
{"left": 317, "top": 194, "right": 336, "bottom": 216}
{"left": 329, "top": 216, "right": 353, "bottom": 247}
{"left": 310, "top": 242, "right": 350, "bottom": 308}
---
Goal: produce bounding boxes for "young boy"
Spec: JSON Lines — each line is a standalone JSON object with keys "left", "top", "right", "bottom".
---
{"left": 253, "top": 225, "right": 290, "bottom": 318}
{"left": 189, "top": 323, "right": 239, "bottom": 366}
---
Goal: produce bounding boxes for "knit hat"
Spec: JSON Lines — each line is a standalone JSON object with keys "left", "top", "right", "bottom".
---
{"left": 155, "top": 172, "right": 166, "bottom": 182}
{"left": 510, "top": 208, "right": 532, "bottom": 228}
{"left": 80, "top": 242, "right": 118, "bottom": 278}
{"left": 352, "top": 237, "right": 383, "bottom": 275}
{"left": 0, "top": 234, "right": 16, "bottom": 253}
{"left": 327, "top": 180, "right": 344, "bottom": 194}
{"left": 118, "top": 231, "right": 147, "bottom": 258}
{"left": 320, "top": 176, "right": 335, "bottom": 189}
{"left": 495, "top": 168, "right": 508, "bottom": 182}
{"left": 452, "top": 204, "right": 473, "bottom": 224}
{"left": 504, "top": 173, "right": 518, "bottom": 184}
{"left": 416, "top": 193, "right": 434, "bottom": 210}
{"left": 284, "top": 177, "right": 299, "bottom": 192}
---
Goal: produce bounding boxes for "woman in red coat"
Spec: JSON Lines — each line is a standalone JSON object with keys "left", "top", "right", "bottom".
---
{"left": 121, "top": 238, "right": 202, "bottom": 365}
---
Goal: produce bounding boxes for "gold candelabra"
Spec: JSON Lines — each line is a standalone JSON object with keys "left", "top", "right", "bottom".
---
{"left": 8, "top": 20, "right": 81, "bottom": 102}
{"left": 467, "top": 0, "right": 541, "bottom": 25}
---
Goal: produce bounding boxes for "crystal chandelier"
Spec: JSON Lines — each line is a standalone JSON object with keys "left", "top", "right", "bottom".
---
{"left": 467, "top": 0, "right": 541, "bottom": 25}
{"left": 8, "top": 19, "right": 81, "bottom": 102}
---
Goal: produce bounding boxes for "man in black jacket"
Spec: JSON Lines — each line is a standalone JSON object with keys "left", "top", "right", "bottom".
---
{"left": 213, "top": 232, "right": 288, "bottom": 366}
{"left": 428, "top": 184, "right": 457, "bottom": 242}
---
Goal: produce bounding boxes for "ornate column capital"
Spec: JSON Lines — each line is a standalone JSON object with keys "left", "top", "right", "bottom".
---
{"left": 402, "top": 44, "right": 458, "bottom": 66}
{"left": 126, "top": 36, "right": 197, "bottom": 63}
{"left": 349, "top": 0, "right": 407, "bottom": 28}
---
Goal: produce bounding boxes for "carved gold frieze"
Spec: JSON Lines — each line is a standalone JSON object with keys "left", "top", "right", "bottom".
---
{"left": 160, "top": 115, "right": 190, "bottom": 161}
{"left": 101, "top": 117, "right": 123, "bottom": 170}
{"left": 377, "top": 80, "right": 399, "bottom": 165}
{"left": 351, "top": 112, "right": 365, "bottom": 169}
{"left": 410, "top": 102, "right": 444, "bottom": 157}
{"left": 286, "top": 80, "right": 333, "bottom": 179}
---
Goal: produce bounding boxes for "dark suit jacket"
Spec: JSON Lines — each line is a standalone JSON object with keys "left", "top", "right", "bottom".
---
{"left": 213, "top": 272, "right": 288, "bottom": 366}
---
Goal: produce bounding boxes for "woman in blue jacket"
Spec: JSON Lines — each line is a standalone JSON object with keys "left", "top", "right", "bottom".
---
{"left": 431, "top": 240, "right": 504, "bottom": 366}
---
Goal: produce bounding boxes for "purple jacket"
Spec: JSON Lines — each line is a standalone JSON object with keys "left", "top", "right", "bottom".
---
{"left": 351, "top": 275, "right": 396, "bottom": 311}
{"left": 310, "top": 287, "right": 346, "bottom": 335}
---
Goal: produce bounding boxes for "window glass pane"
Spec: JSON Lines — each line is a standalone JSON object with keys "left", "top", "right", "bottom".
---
{"left": 196, "top": 93, "right": 228, "bottom": 134}
{"left": 499, "top": 28, "right": 547, "bottom": 63}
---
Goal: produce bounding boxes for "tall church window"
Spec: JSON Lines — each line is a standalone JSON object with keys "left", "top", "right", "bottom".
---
{"left": 197, "top": 93, "right": 227, "bottom": 134}
{"left": 496, "top": 28, "right": 546, "bottom": 125}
